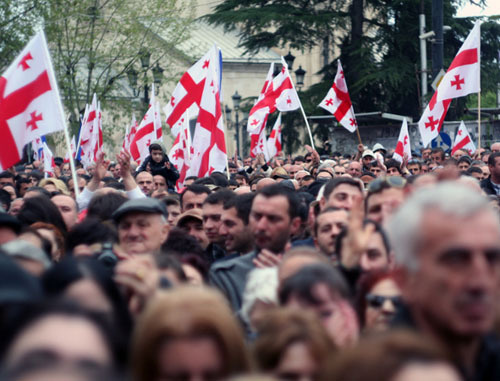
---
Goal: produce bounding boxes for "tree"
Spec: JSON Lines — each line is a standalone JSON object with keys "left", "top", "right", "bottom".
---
{"left": 44, "top": 0, "right": 195, "bottom": 142}
{"left": 206, "top": 0, "right": 499, "bottom": 152}
{"left": 0, "top": 0, "right": 48, "bottom": 71}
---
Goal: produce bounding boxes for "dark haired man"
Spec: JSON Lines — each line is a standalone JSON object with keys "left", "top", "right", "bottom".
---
{"left": 320, "top": 177, "right": 363, "bottom": 211}
{"left": 180, "top": 184, "right": 211, "bottom": 212}
{"left": 481, "top": 152, "right": 500, "bottom": 196}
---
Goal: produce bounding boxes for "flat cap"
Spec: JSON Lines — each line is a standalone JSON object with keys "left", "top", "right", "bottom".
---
{"left": 112, "top": 197, "right": 167, "bottom": 222}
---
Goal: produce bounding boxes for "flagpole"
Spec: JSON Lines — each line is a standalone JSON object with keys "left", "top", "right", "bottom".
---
{"left": 477, "top": 21, "right": 482, "bottom": 149}
{"left": 356, "top": 128, "right": 363, "bottom": 146}
{"left": 40, "top": 30, "right": 80, "bottom": 198}
{"left": 221, "top": 102, "right": 231, "bottom": 180}
{"left": 286, "top": 68, "right": 315, "bottom": 150}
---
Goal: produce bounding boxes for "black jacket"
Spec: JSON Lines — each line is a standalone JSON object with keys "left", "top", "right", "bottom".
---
{"left": 138, "top": 154, "right": 179, "bottom": 191}
{"left": 393, "top": 304, "right": 500, "bottom": 381}
{"left": 480, "top": 178, "right": 498, "bottom": 196}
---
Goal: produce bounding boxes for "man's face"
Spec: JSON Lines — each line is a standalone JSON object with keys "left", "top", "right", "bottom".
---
{"left": 219, "top": 206, "right": 253, "bottom": 253}
{"left": 61, "top": 163, "right": 71, "bottom": 176}
{"left": 154, "top": 175, "right": 167, "bottom": 192}
{"left": 117, "top": 212, "right": 169, "bottom": 255}
{"left": 250, "top": 194, "right": 298, "bottom": 254}
{"left": 288, "top": 165, "right": 302, "bottom": 178}
{"left": 243, "top": 158, "right": 252, "bottom": 167}
{"left": 405, "top": 209, "right": 500, "bottom": 338}
{"left": 431, "top": 152, "right": 443, "bottom": 164}
{"left": 421, "top": 149, "right": 432, "bottom": 160}
{"left": 362, "top": 156, "right": 374, "bottom": 167}
{"left": 333, "top": 166, "right": 346, "bottom": 177}
{"left": 181, "top": 219, "right": 209, "bottom": 249}
{"left": 18, "top": 182, "right": 30, "bottom": 197}
{"left": 323, "top": 183, "right": 362, "bottom": 211}
{"left": 314, "top": 210, "right": 349, "bottom": 257}
{"left": 151, "top": 149, "right": 164, "bottom": 163}
{"left": 488, "top": 157, "right": 500, "bottom": 179}
{"left": 51, "top": 195, "right": 78, "bottom": 230}
{"left": 452, "top": 149, "right": 466, "bottom": 159}
{"left": 491, "top": 143, "right": 500, "bottom": 153}
{"left": 136, "top": 172, "right": 154, "bottom": 196}
{"left": 407, "top": 164, "right": 421, "bottom": 176}
{"left": 182, "top": 191, "right": 208, "bottom": 212}
{"left": 386, "top": 167, "right": 400, "bottom": 176}
{"left": 68, "top": 178, "right": 86, "bottom": 198}
{"left": 370, "top": 166, "right": 384, "bottom": 178}
{"left": 458, "top": 161, "right": 470, "bottom": 172}
{"left": 347, "top": 162, "right": 362, "bottom": 178}
{"left": 366, "top": 187, "right": 405, "bottom": 225}
{"left": 0, "top": 177, "right": 14, "bottom": 188}
{"left": 202, "top": 202, "right": 224, "bottom": 244}
{"left": 166, "top": 204, "right": 181, "bottom": 227}
{"left": 9, "top": 198, "right": 23, "bottom": 216}
{"left": 481, "top": 165, "right": 490, "bottom": 180}
{"left": 359, "top": 231, "right": 390, "bottom": 272}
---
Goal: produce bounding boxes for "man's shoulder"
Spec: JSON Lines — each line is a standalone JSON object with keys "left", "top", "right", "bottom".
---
{"left": 210, "top": 250, "right": 257, "bottom": 272}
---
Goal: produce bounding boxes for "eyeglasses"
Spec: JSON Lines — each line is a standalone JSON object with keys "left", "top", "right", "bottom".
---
{"left": 366, "top": 294, "right": 402, "bottom": 309}
{"left": 367, "top": 176, "right": 406, "bottom": 193}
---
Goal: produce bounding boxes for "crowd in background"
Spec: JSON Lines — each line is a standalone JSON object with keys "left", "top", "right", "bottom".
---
{"left": 0, "top": 139, "right": 499, "bottom": 380}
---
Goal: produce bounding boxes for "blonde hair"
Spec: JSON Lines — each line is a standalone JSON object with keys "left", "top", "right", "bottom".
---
{"left": 39, "top": 178, "right": 70, "bottom": 196}
{"left": 132, "top": 286, "right": 250, "bottom": 381}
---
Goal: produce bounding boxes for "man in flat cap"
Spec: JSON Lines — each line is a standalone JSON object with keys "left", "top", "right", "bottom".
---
{"left": 112, "top": 198, "right": 169, "bottom": 256}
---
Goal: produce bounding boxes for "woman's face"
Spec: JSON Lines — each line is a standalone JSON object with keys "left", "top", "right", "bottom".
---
{"left": 364, "top": 278, "right": 402, "bottom": 333}
{"left": 156, "top": 336, "right": 224, "bottom": 381}
{"left": 275, "top": 341, "right": 319, "bottom": 381}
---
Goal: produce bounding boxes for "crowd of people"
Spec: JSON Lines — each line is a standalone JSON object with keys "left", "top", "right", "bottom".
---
{"left": 0, "top": 138, "right": 499, "bottom": 380}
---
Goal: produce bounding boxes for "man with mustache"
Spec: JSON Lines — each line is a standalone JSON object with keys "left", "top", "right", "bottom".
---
{"left": 388, "top": 183, "right": 500, "bottom": 381}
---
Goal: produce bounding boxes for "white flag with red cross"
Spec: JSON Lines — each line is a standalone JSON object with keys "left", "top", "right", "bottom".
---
{"left": 64, "top": 135, "right": 76, "bottom": 163}
{"left": 122, "top": 113, "right": 137, "bottom": 151}
{"left": 165, "top": 48, "right": 221, "bottom": 138}
{"left": 79, "top": 94, "right": 102, "bottom": 168}
{"left": 169, "top": 113, "right": 192, "bottom": 191}
{"left": 319, "top": 60, "right": 358, "bottom": 133}
{"left": 130, "top": 85, "right": 161, "bottom": 165}
{"left": 249, "top": 62, "right": 274, "bottom": 157}
{"left": 418, "top": 22, "right": 480, "bottom": 147}
{"left": 42, "top": 142, "right": 56, "bottom": 177}
{"left": 393, "top": 118, "right": 412, "bottom": 163}
{"left": 0, "top": 31, "right": 66, "bottom": 170}
{"left": 187, "top": 45, "right": 227, "bottom": 178}
{"left": 437, "top": 22, "right": 480, "bottom": 102}
{"left": 266, "top": 112, "right": 283, "bottom": 161}
{"left": 451, "top": 121, "right": 476, "bottom": 156}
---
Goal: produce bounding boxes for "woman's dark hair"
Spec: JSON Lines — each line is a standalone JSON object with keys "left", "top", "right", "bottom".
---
{"left": 180, "top": 254, "right": 209, "bottom": 283}
{"left": 0, "top": 300, "right": 125, "bottom": 369}
{"left": 17, "top": 196, "right": 67, "bottom": 236}
{"left": 66, "top": 218, "right": 118, "bottom": 254}
{"left": 87, "top": 193, "right": 128, "bottom": 222}
{"left": 161, "top": 228, "right": 205, "bottom": 259}
{"left": 41, "top": 258, "right": 132, "bottom": 358}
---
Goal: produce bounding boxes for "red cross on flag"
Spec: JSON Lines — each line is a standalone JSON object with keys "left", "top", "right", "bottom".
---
{"left": 0, "top": 32, "right": 66, "bottom": 170}
{"left": 451, "top": 121, "right": 476, "bottom": 156}
{"left": 418, "top": 22, "right": 480, "bottom": 147}
{"left": 187, "top": 45, "right": 227, "bottom": 178}
{"left": 248, "top": 63, "right": 274, "bottom": 157}
{"left": 393, "top": 118, "right": 412, "bottom": 163}
{"left": 266, "top": 113, "right": 283, "bottom": 160}
{"left": 319, "top": 60, "right": 358, "bottom": 133}
{"left": 168, "top": 112, "right": 191, "bottom": 191}
{"left": 78, "top": 94, "right": 102, "bottom": 168}
{"left": 130, "top": 85, "right": 162, "bottom": 165}
{"left": 437, "top": 22, "right": 480, "bottom": 102}
{"left": 164, "top": 48, "right": 221, "bottom": 138}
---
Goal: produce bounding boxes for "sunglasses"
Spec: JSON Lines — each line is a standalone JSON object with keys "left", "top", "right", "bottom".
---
{"left": 366, "top": 294, "right": 402, "bottom": 309}
{"left": 367, "top": 176, "right": 406, "bottom": 193}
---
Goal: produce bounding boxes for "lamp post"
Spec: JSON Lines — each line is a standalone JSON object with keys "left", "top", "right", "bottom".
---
{"left": 294, "top": 66, "right": 306, "bottom": 91}
{"left": 232, "top": 91, "right": 242, "bottom": 155}
{"left": 284, "top": 51, "right": 296, "bottom": 70}
{"left": 126, "top": 49, "right": 164, "bottom": 113}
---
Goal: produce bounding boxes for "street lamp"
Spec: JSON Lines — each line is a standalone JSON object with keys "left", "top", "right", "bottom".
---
{"left": 284, "top": 51, "right": 295, "bottom": 70}
{"left": 232, "top": 91, "right": 242, "bottom": 155}
{"left": 294, "top": 66, "right": 306, "bottom": 91}
{"left": 127, "top": 50, "right": 163, "bottom": 113}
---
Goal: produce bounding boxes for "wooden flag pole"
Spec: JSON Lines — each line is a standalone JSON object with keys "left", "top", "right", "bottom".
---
{"left": 356, "top": 128, "right": 363, "bottom": 146}
{"left": 221, "top": 102, "right": 231, "bottom": 180}
{"left": 478, "top": 91, "right": 481, "bottom": 149}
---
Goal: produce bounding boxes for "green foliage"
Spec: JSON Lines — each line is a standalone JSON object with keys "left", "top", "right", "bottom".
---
{"left": 44, "top": 0, "right": 195, "bottom": 142}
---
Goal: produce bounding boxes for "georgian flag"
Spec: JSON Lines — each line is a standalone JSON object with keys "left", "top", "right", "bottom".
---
{"left": 42, "top": 142, "right": 56, "bottom": 177}
{"left": 319, "top": 60, "right": 358, "bottom": 133}
{"left": 393, "top": 118, "right": 412, "bottom": 163}
{"left": 451, "top": 121, "right": 476, "bottom": 156}
{"left": 168, "top": 113, "right": 192, "bottom": 191}
{"left": 266, "top": 113, "right": 283, "bottom": 160}
{"left": 437, "top": 22, "right": 480, "bottom": 102}
{"left": 0, "top": 31, "right": 66, "bottom": 170}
